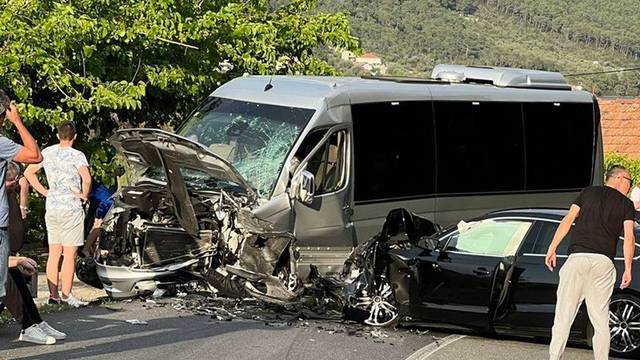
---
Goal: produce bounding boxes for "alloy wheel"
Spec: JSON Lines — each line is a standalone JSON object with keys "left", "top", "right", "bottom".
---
{"left": 355, "top": 276, "right": 399, "bottom": 327}
{"left": 610, "top": 297, "right": 640, "bottom": 354}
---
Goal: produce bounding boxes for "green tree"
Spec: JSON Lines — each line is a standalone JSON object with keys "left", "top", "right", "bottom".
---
{"left": 0, "top": 0, "right": 359, "bottom": 184}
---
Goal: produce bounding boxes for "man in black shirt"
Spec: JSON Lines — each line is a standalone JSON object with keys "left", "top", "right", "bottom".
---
{"left": 546, "top": 165, "right": 635, "bottom": 360}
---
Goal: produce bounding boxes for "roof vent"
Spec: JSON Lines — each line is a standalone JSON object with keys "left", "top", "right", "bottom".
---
{"left": 431, "top": 64, "right": 571, "bottom": 90}
{"left": 433, "top": 71, "right": 465, "bottom": 83}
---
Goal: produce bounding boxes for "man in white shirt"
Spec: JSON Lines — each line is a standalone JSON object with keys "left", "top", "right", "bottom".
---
{"left": 25, "top": 121, "right": 91, "bottom": 308}
{"left": 629, "top": 184, "right": 640, "bottom": 210}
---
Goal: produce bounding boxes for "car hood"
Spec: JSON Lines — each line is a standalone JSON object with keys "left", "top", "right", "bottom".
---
{"left": 109, "top": 128, "right": 257, "bottom": 235}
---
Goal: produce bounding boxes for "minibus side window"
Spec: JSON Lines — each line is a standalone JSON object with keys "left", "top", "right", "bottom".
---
{"left": 523, "top": 103, "right": 593, "bottom": 190}
{"left": 352, "top": 101, "right": 435, "bottom": 202}
{"left": 434, "top": 101, "right": 525, "bottom": 194}
{"left": 305, "top": 130, "right": 348, "bottom": 195}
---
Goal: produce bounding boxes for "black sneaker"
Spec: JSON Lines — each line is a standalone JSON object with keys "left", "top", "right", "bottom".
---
{"left": 48, "top": 297, "right": 61, "bottom": 305}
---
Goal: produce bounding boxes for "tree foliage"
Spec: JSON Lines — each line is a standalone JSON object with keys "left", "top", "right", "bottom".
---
{"left": 0, "top": 0, "right": 359, "bottom": 184}
{"left": 605, "top": 153, "right": 640, "bottom": 185}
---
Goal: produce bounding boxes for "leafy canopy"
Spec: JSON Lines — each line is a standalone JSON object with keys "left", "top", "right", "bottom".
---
{"left": 0, "top": 0, "right": 358, "bottom": 183}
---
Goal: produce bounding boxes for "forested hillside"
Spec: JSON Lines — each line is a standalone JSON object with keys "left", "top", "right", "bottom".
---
{"left": 319, "top": 0, "right": 640, "bottom": 96}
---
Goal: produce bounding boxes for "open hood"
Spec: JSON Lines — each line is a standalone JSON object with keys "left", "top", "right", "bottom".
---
{"left": 110, "top": 128, "right": 257, "bottom": 235}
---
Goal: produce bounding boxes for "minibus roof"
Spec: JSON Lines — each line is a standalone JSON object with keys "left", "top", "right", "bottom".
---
{"left": 212, "top": 69, "right": 594, "bottom": 110}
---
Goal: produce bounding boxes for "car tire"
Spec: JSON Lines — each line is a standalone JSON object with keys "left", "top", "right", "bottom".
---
{"left": 606, "top": 293, "right": 640, "bottom": 359}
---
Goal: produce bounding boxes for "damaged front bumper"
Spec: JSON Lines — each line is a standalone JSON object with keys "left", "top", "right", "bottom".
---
{"left": 96, "top": 259, "right": 199, "bottom": 298}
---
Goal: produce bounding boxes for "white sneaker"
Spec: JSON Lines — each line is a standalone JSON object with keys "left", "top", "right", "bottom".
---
{"left": 19, "top": 324, "right": 56, "bottom": 345}
{"left": 61, "top": 294, "right": 89, "bottom": 308}
{"left": 38, "top": 321, "right": 66, "bottom": 340}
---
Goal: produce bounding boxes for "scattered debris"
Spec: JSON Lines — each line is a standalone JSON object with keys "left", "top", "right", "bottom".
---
{"left": 125, "top": 319, "right": 148, "bottom": 325}
{"left": 152, "top": 288, "right": 167, "bottom": 299}
{"left": 101, "top": 305, "right": 123, "bottom": 312}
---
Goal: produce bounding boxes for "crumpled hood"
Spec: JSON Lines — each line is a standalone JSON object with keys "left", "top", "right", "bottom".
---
{"left": 110, "top": 128, "right": 257, "bottom": 235}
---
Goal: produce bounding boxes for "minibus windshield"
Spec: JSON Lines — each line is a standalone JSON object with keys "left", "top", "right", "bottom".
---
{"left": 179, "top": 97, "right": 315, "bottom": 198}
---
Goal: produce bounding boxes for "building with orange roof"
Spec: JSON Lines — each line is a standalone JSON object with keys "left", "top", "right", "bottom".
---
{"left": 354, "top": 52, "right": 382, "bottom": 66}
{"left": 599, "top": 98, "right": 640, "bottom": 159}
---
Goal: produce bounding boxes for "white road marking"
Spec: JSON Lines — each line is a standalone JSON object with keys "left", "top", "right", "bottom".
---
{"left": 404, "top": 334, "right": 467, "bottom": 360}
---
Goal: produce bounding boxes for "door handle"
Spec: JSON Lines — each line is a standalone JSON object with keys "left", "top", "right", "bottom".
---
{"left": 343, "top": 205, "right": 354, "bottom": 217}
{"left": 473, "top": 267, "right": 491, "bottom": 276}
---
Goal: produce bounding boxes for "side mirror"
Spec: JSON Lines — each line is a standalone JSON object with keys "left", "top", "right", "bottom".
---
{"left": 291, "top": 170, "right": 315, "bottom": 205}
{"left": 418, "top": 237, "right": 440, "bottom": 251}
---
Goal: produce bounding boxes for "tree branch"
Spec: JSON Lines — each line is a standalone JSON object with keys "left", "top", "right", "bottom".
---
{"left": 80, "top": 50, "right": 87, "bottom": 96}
{"left": 132, "top": 56, "right": 142, "bottom": 82}
{"left": 50, "top": 77, "right": 70, "bottom": 99}
{"left": 156, "top": 37, "right": 199, "bottom": 50}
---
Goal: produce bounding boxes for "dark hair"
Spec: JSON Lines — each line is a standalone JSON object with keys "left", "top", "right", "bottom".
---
{"left": 0, "top": 90, "right": 10, "bottom": 117}
{"left": 605, "top": 164, "right": 628, "bottom": 181}
{"left": 57, "top": 120, "right": 76, "bottom": 140}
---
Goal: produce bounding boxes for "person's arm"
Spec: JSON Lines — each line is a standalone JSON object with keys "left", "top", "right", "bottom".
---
{"left": 77, "top": 165, "right": 92, "bottom": 202}
{"left": 24, "top": 163, "right": 48, "bottom": 197}
{"left": 546, "top": 204, "right": 580, "bottom": 271}
{"left": 8, "top": 256, "right": 37, "bottom": 276}
{"left": 5, "top": 104, "right": 42, "bottom": 164}
{"left": 621, "top": 220, "right": 635, "bottom": 289}
{"left": 18, "top": 176, "right": 29, "bottom": 219}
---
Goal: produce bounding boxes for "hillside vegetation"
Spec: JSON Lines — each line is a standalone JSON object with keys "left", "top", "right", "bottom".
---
{"left": 319, "top": 0, "right": 640, "bottom": 96}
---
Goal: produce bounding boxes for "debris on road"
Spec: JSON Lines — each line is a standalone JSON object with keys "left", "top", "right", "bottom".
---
{"left": 125, "top": 319, "right": 148, "bottom": 325}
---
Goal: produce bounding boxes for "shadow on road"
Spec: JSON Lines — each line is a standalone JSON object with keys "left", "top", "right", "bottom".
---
{"left": 0, "top": 304, "right": 280, "bottom": 360}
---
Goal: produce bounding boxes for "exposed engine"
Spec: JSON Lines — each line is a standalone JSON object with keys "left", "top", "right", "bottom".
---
{"left": 93, "top": 182, "right": 301, "bottom": 303}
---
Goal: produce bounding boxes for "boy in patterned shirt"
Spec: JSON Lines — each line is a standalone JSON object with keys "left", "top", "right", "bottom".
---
{"left": 25, "top": 121, "right": 91, "bottom": 307}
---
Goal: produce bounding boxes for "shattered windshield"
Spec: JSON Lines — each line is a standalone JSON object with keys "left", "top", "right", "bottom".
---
{"left": 178, "top": 97, "right": 315, "bottom": 197}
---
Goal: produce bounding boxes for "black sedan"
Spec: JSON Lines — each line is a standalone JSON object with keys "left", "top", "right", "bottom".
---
{"left": 342, "top": 208, "right": 640, "bottom": 358}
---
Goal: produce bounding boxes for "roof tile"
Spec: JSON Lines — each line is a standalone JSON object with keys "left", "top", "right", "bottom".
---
{"left": 600, "top": 98, "right": 640, "bottom": 159}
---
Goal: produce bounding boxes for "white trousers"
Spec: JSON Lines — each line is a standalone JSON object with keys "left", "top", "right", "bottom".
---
{"left": 549, "top": 253, "right": 616, "bottom": 360}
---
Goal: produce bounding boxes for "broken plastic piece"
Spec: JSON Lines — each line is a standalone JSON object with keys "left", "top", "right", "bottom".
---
{"left": 152, "top": 288, "right": 167, "bottom": 299}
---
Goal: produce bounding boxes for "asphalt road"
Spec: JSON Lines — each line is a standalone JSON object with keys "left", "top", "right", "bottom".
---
{"left": 0, "top": 301, "right": 443, "bottom": 360}
{"left": 0, "top": 301, "right": 612, "bottom": 360}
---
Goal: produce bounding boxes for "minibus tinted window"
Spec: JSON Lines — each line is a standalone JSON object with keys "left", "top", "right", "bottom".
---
{"left": 352, "top": 101, "right": 435, "bottom": 202}
{"left": 523, "top": 103, "right": 594, "bottom": 190}
{"left": 434, "top": 101, "right": 525, "bottom": 193}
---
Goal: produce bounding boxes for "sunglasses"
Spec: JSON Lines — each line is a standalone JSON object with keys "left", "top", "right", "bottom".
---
{"left": 621, "top": 176, "right": 634, "bottom": 187}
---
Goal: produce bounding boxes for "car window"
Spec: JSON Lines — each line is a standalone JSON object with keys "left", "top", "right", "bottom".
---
{"left": 444, "top": 220, "right": 533, "bottom": 257}
{"left": 304, "top": 130, "right": 348, "bottom": 195}
{"left": 614, "top": 228, "right": 640, "bottom": 258}
{"left": 528, "top": 222, "right": 572, "bottom": 255}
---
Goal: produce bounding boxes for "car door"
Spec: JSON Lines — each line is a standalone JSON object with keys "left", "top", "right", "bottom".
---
{"left": 413, "top": 218, "right": 534, "bottom": 328}
{"left": 499, "top": 221, "right": 640, "bottom": 338}
{"left": 494, "top": 220, "right": 584, "bottom": 337}
{"left": 291, "top": 127, "right": 356, "bottom": 276}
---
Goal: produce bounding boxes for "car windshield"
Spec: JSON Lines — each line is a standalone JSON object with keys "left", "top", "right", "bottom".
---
{"left": 178, "top": 97, "right": 315, "bottom": 197}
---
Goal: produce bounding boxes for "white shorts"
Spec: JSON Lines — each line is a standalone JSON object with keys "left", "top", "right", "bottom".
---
{"left": 45, "top": 210, "right": 85, "bottom": 247}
